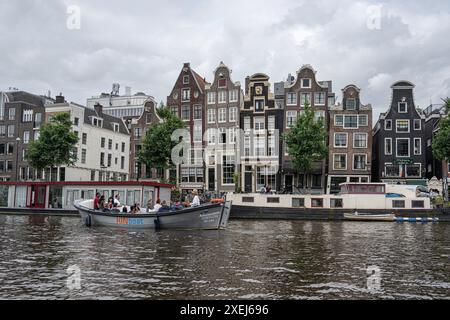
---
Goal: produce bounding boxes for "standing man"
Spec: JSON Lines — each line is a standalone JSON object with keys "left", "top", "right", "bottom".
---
{"left": 93, "top": 193, "right": 100, "bottom": 210}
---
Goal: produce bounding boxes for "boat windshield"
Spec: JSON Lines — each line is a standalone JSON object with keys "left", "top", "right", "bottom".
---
{"left": 341, "top": 184, "right": 385, "bottom": 194}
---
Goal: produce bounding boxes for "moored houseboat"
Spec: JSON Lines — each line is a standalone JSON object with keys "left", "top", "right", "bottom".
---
{"left": 227, "top": 183, "right": 433, "bottom": 219}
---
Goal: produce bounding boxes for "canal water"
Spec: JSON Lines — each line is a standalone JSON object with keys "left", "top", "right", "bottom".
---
{"left": 0, "top": 215, "right": 449, "bottom": 300}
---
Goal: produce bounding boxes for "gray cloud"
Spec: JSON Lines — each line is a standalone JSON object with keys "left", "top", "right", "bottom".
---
{"left": 1, "top": 0, "right": 449, "bottom": 122}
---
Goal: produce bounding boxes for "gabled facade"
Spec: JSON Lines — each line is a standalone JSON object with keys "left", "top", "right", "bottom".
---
{"left": 240, "top": 73, "right": 283, "bottom": 193}
{"left": 167, "top": 63, "right": 209, "bottom": 193}
{"left": 204, "top": 62, "right": 242, "bottom": 193}
{"left": 281, "top": 65, "right": 334, "bottom": 193}
{"left": 327, "top": 85, "right": 372, "bottom": 194}
{"left": 372, "top": 81, "right": 426, "bottom": 184}
{"left": 0, "top": 91, "right": 48, "bottom": 182}
{"left": 128, "top": 98, "right": 163, "bottom": 181}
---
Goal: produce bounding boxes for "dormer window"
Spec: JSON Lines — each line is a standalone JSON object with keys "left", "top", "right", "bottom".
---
{"left": 301, "top": 78, "right": 311, "bottom": 88}
{"left": 113, "top": 123, "right": 119, "bottom": 132}
{"left": 92, "top": 117, "right": 102, "bottom": 127}
{"left": 398, "top": 102, "right": 407, "bottom": 113}
{"left": 346, "top": 98, "right": 356, "bottom": 110}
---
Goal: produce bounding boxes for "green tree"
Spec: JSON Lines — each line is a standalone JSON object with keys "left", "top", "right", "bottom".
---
{"left": 432, "top": 97, "right": 450, "bottom": 201}
{"left": 138, "top": 104, "right": 186, "bottom": 180}
{"left": 283, "top": 102, "right": 328, "bottom": 193}
{"left": 26, "top": 112, "right": 79, "bottom": 171}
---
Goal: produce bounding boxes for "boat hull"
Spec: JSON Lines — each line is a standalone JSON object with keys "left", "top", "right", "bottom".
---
{"left": 74, "top": 200, "right": 232, "bottom": 230}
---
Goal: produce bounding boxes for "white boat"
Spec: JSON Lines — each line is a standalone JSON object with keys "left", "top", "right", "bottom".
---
{"left": 343, "top": 212, "right": 396, "bottom": 222}
{"left": 73, "top": 199, "right": 232, "bottom": 230}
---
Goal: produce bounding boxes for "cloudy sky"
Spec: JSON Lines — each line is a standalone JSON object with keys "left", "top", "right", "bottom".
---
{"left": 1, "top": 0, "right": 449, "bottom": 121}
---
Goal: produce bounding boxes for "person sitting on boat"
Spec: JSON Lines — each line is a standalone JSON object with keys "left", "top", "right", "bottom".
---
{"left": 93, "top": 193, "right": 100, "bottom": 210}
{"left": 191, "top": 189, "right": 200, "bottom": 207}
{"left": 148, "top": 199, "right": 163, "bottom": 213}
{"left": 98, "top": 195, "right": 105, "bottom": 210}
{"left": 106, "top": 197, "right": 114, "bottom": 210}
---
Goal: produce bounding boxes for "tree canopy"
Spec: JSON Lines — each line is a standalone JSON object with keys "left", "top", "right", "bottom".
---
{"left": 432, "top": 98, "right": 450, "bottom": 162}
{"left": 26, "top": 112, "right": 79, "bottom": 170}
{"left": 138, "top": 104, "right": 186, "bottom": 176}
{"left": 283, "top": 102, "right": 328, "bottom": 186}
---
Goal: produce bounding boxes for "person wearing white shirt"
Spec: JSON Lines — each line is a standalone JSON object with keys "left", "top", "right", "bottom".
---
{"left": 149, "top": 199, "right": 162, "bottom": 213}
{"left": 191, "top": 190, "right": 200, "bottom": 207}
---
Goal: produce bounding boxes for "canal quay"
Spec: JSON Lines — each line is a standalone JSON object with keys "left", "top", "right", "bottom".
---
{"left": 0, "top": 214, "right": 449, "bottom": 300}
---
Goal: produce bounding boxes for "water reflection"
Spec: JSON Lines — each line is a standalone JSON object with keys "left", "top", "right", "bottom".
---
{"left": 0, "top": 215, "right": 449, "bottom": 300}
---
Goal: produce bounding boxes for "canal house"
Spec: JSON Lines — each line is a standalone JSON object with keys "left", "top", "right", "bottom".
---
{"left": 372, "top": 81, "right": 427, "bottom": 185}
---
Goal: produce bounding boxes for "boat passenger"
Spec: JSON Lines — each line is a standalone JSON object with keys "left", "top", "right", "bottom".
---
{"left": 93, "top": 193, "right": 100, "bottom": 210}
{"left": 98, "top": 195, "right": 105, "bottom": 210}
{"left": 148, "top": 199, "right": 163, "bottom": 213}
{"left": 191, "top": 189, "right": 200, "bottom": 207}
{"left": 106, "top": 197, "right": 114, "bottom": 209}
{"left": 114, "top": 194, "right": 121, "bottom": 208}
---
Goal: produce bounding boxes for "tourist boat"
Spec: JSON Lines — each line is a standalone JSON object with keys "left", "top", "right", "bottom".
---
{"left": 73, "top": 199, "right": 232, "bottom": 230}
{"left": 343, "top": 212, "right": 396, "bottom": 222}
{"left": 227, "top": 183, "right": 434, "bottom": 219}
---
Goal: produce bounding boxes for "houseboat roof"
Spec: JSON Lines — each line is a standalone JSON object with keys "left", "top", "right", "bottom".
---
{"left": 0, "top": 181, "right": 174, "bottom": 188}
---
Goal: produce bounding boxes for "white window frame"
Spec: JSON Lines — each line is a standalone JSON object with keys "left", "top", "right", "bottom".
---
{"left": 254, "top": 117, "right": 265, "bottom": 131}
{"left": 346, "top": 98, "right": 356, "bottom": 110}
{"left": 286, "top": 111, "right": 297, "bottom": 128}
{"left": 353, "top": 154, "right": 367, "bottom": 171}
{"left": 343, "top": 115, "right": 359, "bottom": 129}
{"left": 385, "top": 119, "right": 392, "bottom": 130}
{"left": 254, "top": 98, "right": 265, "bottom": 112}
{"left": 300, "top": 78, "right": 311, "bottom": 89}
{"left": 385, "top": 138, "right": 392, "bottom": 155}
{"left": 414, "top": 137, "right": 422, "bottom": 155}
{"left": 358, "top": 115, "right": 368, "bottom": 126}
{"left": 413, "top": 119, "right": 421, "bottom": 130}
{"left": 353, "top": 133, "right": 368, "bottom": 149}
{"left": 268, "top": 115, "right": 275, "bottom": 131}
{"left": 398, "top": 102, "right": 408, "bottom": 113}
{"left": 286, "top": 92, "right": 297, "bottom": 106}
{"left": 333, "top": 153, "right": 347, "bottom": 171}
{"left": 218, "top": 108, "right": 227, "bottom": 123}
{"left": 193, "top": 123, "right": 202, "bottom": 142}
{"left": 183, "top": 75, "right": 189, "bottom": 85}
{"left": 396, "top": 138, "right": 410, "bottom": 158}
{"left": 244, "top": 116, "right": 251, "bottom": 131}
{"left": 207, "top": 109, "right": 216, "bottom": 124}
{"left": 396, "top": 119, "right": 410, "bottom": 133}
{"left": 207, "top": 92, "right": 216, "bottom": 105}
{"left": 218, "top": 90, "right": 227, "bottom": 104}
{"left": 406, "top": 163, "right": 422, "bottom": 178}
{"left": 314, "top": 92, "right": 326, "bottom": 106}
{"left": 23, "top": 131, "right": 30, "bottom": 144}
{"left": 334, "top": 115, "right": 343, "bottom": 126}
{"left": 300, "top": 93, "right": 311, "bottom": 106}
{"left": 229, "top": 89, "right": 238, "bottom": 102}
{"left": 182, "top": 88, "right": 190, "bottom": 102}
{"left": 334, "top": 133, "right": 348, "bottom": 148}
{"left": 229, "top": 107, "right": 237, "bottom": 123}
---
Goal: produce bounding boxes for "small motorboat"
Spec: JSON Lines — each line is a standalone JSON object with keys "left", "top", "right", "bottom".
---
{"left": 73, "top": 199, "right": 232, "bottom": 230}
{"left": 343, "top": 211, "right": 396, "bottom": 222}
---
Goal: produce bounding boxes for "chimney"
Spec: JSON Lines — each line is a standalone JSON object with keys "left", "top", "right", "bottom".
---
{"left": 55, "top": 93, "right": 65, "bottom": 104}
{"left": 245, "top": 76, "right": 250, "bottom": 95}
{"left": 94, "top": 103, "right": 103, "bottom": 115}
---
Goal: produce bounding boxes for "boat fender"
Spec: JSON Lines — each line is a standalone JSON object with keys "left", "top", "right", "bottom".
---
{"left": 85, "top": 214, "right": 92, "bottom": 227}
